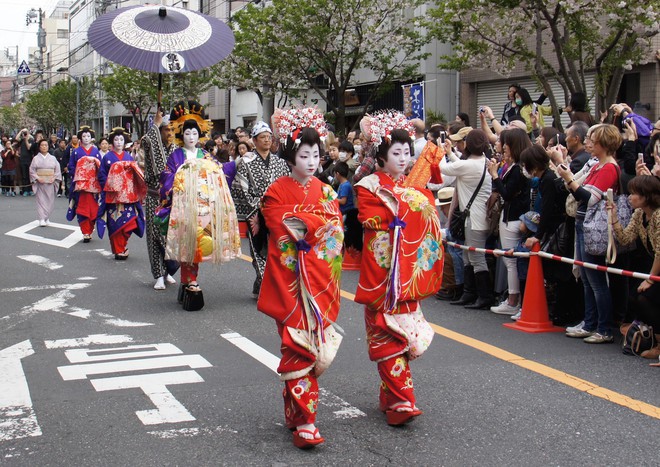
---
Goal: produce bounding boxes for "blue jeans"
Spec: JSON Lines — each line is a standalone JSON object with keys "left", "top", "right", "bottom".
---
{"left": 443, "top": 230, "right": 464, "bottom": 284}
{"left": 575, "top": 221, "right": 613, "bottom": 336}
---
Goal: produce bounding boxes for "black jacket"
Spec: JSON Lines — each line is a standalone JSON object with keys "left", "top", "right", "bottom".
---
{"left": 493, "top": 163, "right": 530, "bottom": 223}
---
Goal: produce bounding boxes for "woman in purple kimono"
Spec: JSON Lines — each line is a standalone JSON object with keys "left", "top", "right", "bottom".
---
{"left": 97, "top": 127, "right": 146, "bottom": 260}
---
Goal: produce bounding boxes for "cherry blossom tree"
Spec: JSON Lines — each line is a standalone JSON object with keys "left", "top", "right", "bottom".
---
{"left": 215, "top": 0, "right": 430, "bottom": 134}
{"left": 429, "top": 0, "right": 659, "bottom": 125}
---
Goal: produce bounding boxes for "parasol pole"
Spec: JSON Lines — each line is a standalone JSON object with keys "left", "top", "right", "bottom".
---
{"left": 157, "top": 73, "right": 163, "bottom": 112}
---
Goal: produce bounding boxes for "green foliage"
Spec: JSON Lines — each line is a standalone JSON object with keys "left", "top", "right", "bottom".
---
{"left": 425, "top": 109, "right": 447, "bottom": 126}
{"left": 100, "top": 64, "right": 218, "bottom": 137}
{"left": 0, "top": 104, "right": 29, "bottom": 135}
{"left": 25, "top": 88, "right": 57, "bottom": 133}
{"left": 428, "top": 0, "right": 659, "bottom": 120}
{"left": 216, "top": 0, "right": 431, "bottom": 133}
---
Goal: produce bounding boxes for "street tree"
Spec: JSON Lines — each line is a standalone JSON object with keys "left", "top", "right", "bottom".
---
{"left": 429, "top": 0, "right": 659, "bottom": 128}
{"left": 0, "top": 104, "right": 31, "bottom": 135}
{"left": 48, "top": 78, "right": 100, "bottom": 132}
{"left": 24, "top": 88, "right": 58, "bottom": 134}
{"left": 216, "top": 0, "right": 431, "bottom": 134}
{"left": 101, "top": 65, "right": 219, "bottom": 137}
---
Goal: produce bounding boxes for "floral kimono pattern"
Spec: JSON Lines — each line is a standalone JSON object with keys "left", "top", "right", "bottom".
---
{"left": 66, "top": 148, "right": 102, "bottom": 234}
{"left": 157, "top": 148, "right": 241, "bottom": 265}
{"left": 258, "top": 176, "right": 344, "bottom": 427}
{"left": 355, "top": 171, "right": 444, "bottom": 410}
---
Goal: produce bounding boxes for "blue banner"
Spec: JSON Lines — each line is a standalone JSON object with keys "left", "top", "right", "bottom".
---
{"left": 410, "top": 83, "right": 424, "bottom": 121}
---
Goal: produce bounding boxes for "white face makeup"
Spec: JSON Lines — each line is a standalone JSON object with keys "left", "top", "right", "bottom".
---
{"left": 81, "top": 133, "right": 92, "bottom": 146}
{"left": 113, "top": 134, "right": 125, "bottom": 152}
{"left": 291, "top": 143, "right": 320, "bottom": 184}
{"left": 183, "top": 128, "right": 199, "bottom": 150}
{"left": 383, "top": 141, "right": 411, "bottom": 179}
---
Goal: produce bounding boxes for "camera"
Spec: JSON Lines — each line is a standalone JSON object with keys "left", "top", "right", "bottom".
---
{"left": 479, "top": 106, "right": 485, "bottom": 113}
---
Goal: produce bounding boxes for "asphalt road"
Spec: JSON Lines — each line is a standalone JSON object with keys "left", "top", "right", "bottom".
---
{"left": 1, "top": 195, "right": 658, "bottom": 466}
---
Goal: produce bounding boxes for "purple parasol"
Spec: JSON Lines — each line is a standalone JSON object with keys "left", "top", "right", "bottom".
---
{"left": 88, "top": 5, "right": 235, "bottom": 74}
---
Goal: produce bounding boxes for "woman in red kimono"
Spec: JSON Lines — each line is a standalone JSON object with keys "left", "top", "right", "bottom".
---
{"left": 355, "top": 114, "right": 444, "bottom": 426}
{"left": 258, "top": 110, "right": 343, "bottom": 449}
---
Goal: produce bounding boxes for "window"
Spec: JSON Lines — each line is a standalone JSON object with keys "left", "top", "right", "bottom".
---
{"left": 57, "top": 29, "right": 69, "bottom": 39}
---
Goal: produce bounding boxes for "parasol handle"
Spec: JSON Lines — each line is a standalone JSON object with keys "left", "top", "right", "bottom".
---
{"left": 157, "top": 73, "right": 163, "bottom": 112}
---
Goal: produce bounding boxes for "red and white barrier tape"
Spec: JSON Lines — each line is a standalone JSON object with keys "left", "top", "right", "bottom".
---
{"left": 443, "top": 240, "right": 659, "bottom": 283}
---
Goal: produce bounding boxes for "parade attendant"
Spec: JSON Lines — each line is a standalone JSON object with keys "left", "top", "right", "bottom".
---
{"left": 355, "top": 111, "right": 444, "bottom": 426}
{"left": 29, "top": 139, "right": 62, "bottom": 227}
{"left": 66, "top": 126, "right": 102, "bottom": 242}
{"left": 259, "top": 108, "right": 343, "bottom": 449}
{"left": 142, "top": 109, "right": 179, "bottom": 290}
{"left": 157, "top": 100, "right": 241, "bottom": 311}
{"left": 230, "top": 121, "right": 290, "bottom": 298}
{"left": 97, "top": 127, "right": 146, "bottom": 260}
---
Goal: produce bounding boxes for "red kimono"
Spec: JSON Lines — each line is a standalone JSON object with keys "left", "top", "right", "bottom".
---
{"left": 355, "top": 171, "right": 444, "bottom": 410}
{"left": 258, "top": 176, "right": 344, "bottom": 428}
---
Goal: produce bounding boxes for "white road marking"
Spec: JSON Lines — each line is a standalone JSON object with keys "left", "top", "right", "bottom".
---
{"left": 147, "top": 426, "right": 238, "bottom": 439}
{"left": 25, "top": 289, "right": 75, "bottom": 313}
{"left": 58, "top": 354, "right": 212, "bottom": 381}
{"left": 17, "top": 255, "right": 63, "bottom": 270}
{"left": 44, "top": 334, "right": 134, "bottom": 349}
{"left": 0, "top": 340, "right": 42, "bottom": 441}
{"left": 76, "top": 277, "right": 97, "bottom": 280}
{"left": 1, "top": 283, "right": 89, "bottom": 293}
{"left": 104, "top": 318, "right": 154, "bottom": 327}
{"left": 92, "top": 371, "right": 204, "bottom": 425}
{"left": 91, "top": 249, "right": 113, "bottom": 258}
{"left": 5, "top": 220, "right": 83, "bottom": 248}
{"left": 68, "top": 308, "right": 91, "bottom": 319}
{"left": 220, "top": 331, "right": 366, "bottom": 419}
{"left": 64, "top": 343, "right": 181, "bottom": 363}
{"left": 57, "top": 343, "right": 212, "bottom": 425}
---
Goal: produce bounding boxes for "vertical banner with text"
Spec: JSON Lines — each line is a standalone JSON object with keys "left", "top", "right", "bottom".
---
{"left": 403, "top": 82, "right": 425, "bottom": 121}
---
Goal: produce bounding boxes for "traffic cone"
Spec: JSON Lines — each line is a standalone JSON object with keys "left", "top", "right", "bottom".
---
{"left": 503, "top": 243, "right": 564, "bottom": 333}
{"left": 342, "top": 247, "right": 362, "bottom": 271}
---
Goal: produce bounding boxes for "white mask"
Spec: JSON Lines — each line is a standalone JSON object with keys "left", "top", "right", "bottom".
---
{"left": 354, "top": 145, "right": 362, "bottom": 154}
{"left": 338, "top": 151, "right": 348, "bottom": 161}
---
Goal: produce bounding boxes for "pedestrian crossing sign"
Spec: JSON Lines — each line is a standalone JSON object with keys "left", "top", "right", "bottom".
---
{"left": 17, "top": 60, "right": 31, "bottom": 76}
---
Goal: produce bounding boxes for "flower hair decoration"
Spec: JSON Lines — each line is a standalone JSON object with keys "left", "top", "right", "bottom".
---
{"left": 271, "top": 107, "right": 328, "bottom": 145}
{"left": 360, "top": 110, "right": 415, "bottom": 147}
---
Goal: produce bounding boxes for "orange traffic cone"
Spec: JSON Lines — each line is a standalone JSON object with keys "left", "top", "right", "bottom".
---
{"left": 342, "top": 247, "right": 362, "bottom": 271}
{"left": 503, "top": 243, "right": 564, "bottom": 333}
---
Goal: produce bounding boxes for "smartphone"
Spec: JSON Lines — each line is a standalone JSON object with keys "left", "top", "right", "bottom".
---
{"left": 440, "top": 132, "right": 446, "bottom": 144}
{"left": 559, "top": 163, "right": 568, "bottom": 171}
{"left": 532, "top": 103, "right": 538, "bottom": 114}
{"left": 637, "top": 153, "right": 644, "bottom": 162}
{"left": 479, "top": 106, "right": 485, "bottom": 113}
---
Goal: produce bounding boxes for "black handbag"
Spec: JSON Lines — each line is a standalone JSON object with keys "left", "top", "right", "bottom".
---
{"left": 449, "top": 160, "right": 487, "bottom": 241}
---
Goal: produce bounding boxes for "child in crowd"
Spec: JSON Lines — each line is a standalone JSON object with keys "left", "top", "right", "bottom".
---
{"left": 501, "top": 211, "right": 540, "bottom": 320}
{"left": 333, "top": 162, "right": 354, "bottom": 216}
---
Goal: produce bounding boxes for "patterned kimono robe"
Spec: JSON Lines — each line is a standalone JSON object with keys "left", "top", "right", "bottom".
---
{"left": 157, "top": 148, "right": 241, "bottom": 283}
{"left": 258, "top": 176, "right": 344, "bottom": 428}
{"left": 141, "top": 124, "right": 179, "bottom": 279}
{"left": 355, "top": 171, "right": 444, "bottom": 410}
{"left": 66, "top": 145, "right": 102, "bottom": 235}
{"left": 230, "top": 152, "right": 290, "bottom": 285}
{"left": 97, "top": 151, "right": 146, "bottom": 253}
{"left": 29, "top": 153, "right": 62, "bottom": 221}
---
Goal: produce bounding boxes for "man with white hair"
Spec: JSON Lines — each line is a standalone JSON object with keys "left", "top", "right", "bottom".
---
{"left": 410, "top": 118, "right": 426, "bottom": 158}
{"left": 231, "top": 121, "right": 290, "bottom": 298}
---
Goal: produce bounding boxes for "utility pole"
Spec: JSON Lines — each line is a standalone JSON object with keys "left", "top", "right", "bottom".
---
{"left": 26, "top": 8, "right": 45, "bottom": 88}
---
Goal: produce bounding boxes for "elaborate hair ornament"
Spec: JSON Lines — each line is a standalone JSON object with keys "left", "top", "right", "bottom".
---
{"left": 271, "top": 107, "right": 328, "bottom": 145}
{"left": 169, "top": 100, "right": 212, "bottom": 146}
{"left": 359, "top": 110, "right": 415, "bottom": 147}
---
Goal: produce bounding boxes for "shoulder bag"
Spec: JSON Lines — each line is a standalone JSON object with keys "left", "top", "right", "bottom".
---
{"left": 449, "top": 160, "right": 487, "bottom": 241}
{"left": 583, "top": 164, "right": 634, "bottom": 260}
